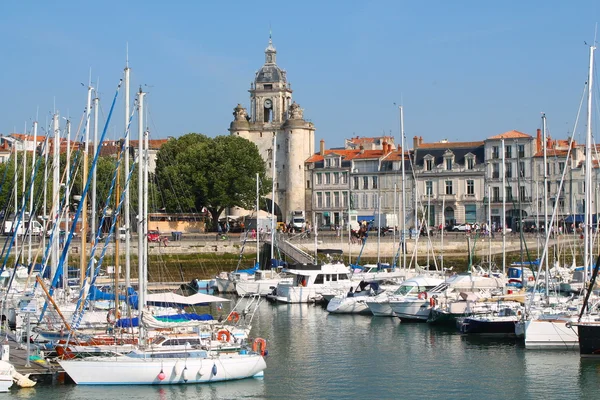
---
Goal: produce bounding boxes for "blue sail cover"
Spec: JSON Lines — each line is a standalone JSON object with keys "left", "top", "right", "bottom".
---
{"left": 115, "top": 313, "right": 213, "bottom": 328}
{"left": 237, "top": 263, "right": 260, "bottom": 275}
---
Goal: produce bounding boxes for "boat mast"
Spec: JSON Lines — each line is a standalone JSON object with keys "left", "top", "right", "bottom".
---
{"left": 21, "top": 123, "right": 26, "bottom": 266}
{"left": 27, "top": 121, "right": 37, "bottom": 270}
{"left": 487, "top": 185, "right": 491, "bottom": 273}
{"left": 91, "top": 92, "right": 99, "bottom": 251}
{"left": 80, "top": 85, "right": 93, "bottom": 285}
{"left": 256, "top": 173, "right": 260, "bottom": 267}
{"left": 399, "top": 105, "right": 407, "bottom": 271}
{"left": 501, "top": 138, "right": 506, "bottom": 276}
{"left": 64, "top": 119, "right": 71, "bottom": 291}
{"left": 535, "top": 178, "right": 539, "bottom": 259}
{"left": 270, "top": 134, "right": 276, "bottom": 266}
{"left": 584, "top": 44, "right": 595, "bottom": 281}
{"left": 441, "top": 194, "right": 445, "bottom": 272}
{"left": 51, "top": 113, "right": 60, "bottom": 278}
{"left": 516, "top": 139, "right": 524, "bottom": 282}
{"left": 124, "top": 52, "right": 131, "bottom": 290}
{"left": 137, "top": 89, "right": 146, "bottom": 342}
{"left": 13, "top": 132, "right": 17, "bottom": 262}
{"left": 542, "top": 113, "right": 549, "bottom": 297}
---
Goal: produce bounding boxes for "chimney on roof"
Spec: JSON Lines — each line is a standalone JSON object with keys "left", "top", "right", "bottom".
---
{"left": 536, "top": 129, "right": 542, "bottom": 153}
{"left": 547, "top": 138, "right": 552, "bottom": 149}
{"left": 382, "top": 140, "right": 387, "bottom": 152}
{"left": 320, "top": 139, "right": 325, "bottom": 156}
{"left": 419, "top": 136, "right": 423, "bottom": 145}
{"left": 413, "top": 136, "right": 419, "bottom": 150}
{"left": 359, "top": 145, "right": 365, "bottom": 154}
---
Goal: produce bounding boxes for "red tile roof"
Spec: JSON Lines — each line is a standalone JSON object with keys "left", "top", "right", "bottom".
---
{"left": 305, "top": 149, "right": 361, "bottom": 163}
{"left": 487, "top": 130, "right": 532, "bottom": 140}
{"left": 10, "top": 133, "right": 46, "bottom": 142}
{"left": 383, "top": 149, "right": 411, "bottom": 161}
{"left": 533, "top": 149, "right": 569, "bottom": 157}
{"left": 352, "top": 149, "right": 386, "bottom": 159}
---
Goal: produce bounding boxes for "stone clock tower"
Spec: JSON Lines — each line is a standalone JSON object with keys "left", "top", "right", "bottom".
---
{"left": 229, "top": 36, "right": 315, "bottom": 223}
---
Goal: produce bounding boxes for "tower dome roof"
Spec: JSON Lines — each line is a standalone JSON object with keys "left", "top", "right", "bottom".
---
{"left": 255, "top": 35, "right": 286, "bottom": 83}
{"left": 255, "top": 64, "right": 286, "bottom": 83}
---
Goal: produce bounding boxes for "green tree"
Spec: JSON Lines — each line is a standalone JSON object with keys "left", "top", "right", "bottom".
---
{"left": 155, "top": 134, "right": 270, "bottom": 230}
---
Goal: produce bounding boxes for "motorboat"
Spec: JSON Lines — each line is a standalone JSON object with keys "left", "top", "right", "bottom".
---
{"left": 235, "top": 269, "right": 293, "bottom": 297}
{"left": 365, "top": 275, "right": 445, "bottom": 317}
{"left": 326, "top": 281, "right": 391, "bottom": 315}
{"left": 267, "top": 263, "right": 352, "bottom": 304}
{"left": 390, "top": 273, "right": 506, "bottom": 322}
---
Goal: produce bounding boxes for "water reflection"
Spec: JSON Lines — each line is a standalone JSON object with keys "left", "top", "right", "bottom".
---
{"left": 11, "top": 299, "right": 600, "bottom": 400}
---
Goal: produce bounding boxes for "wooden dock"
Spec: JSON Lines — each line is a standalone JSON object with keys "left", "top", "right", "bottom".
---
{"left": 3, "top": 333, "right": 70, "bottom": 385}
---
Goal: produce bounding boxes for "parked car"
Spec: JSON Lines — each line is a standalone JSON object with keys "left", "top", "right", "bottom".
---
{"left": 147, "top": 230, "right": 161, "bottom": 242}
{"left": 452, "top": 224, "right": 469, "bottom": 232}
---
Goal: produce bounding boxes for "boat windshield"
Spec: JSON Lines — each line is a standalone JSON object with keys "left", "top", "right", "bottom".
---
{"left": 394, "top": 284, "right": 417, "bottom": 296}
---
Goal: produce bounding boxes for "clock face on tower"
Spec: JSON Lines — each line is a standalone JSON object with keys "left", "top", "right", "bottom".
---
{"left": 264, "top": 99, "right": 272, "bottom": 109}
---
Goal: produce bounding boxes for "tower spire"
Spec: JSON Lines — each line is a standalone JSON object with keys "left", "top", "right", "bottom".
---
{"left": 265, "top": 28, "right": 276, "bottom": 64}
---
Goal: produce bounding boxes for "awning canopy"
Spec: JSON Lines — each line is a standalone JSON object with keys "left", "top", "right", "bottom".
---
{"left": 564, "top": 215, "right": 597, "bottom": 224}
{"left": 145, "top": 292, "right": 230, "bottom": 307}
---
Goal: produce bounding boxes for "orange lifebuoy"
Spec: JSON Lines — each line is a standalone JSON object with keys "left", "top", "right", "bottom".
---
{"left": 227, "top": 311, "right": 240, "bottom": 323}
{"left": 217, "top": 329, "right": 231, "bottom": 342}
{"left": 418, "top": 292, "right": 428, "bottom": 300}
{"left": 107, "top": 309, "right": 121, "bottom": 325}
{"left": 528, "top": 276, "right": 535, "bottom": 282}
{"left": 253, "top": 337, "right": 267, "bottom": 356}
{"left": 429, "top": 297, "right": 435, "bottom": 307}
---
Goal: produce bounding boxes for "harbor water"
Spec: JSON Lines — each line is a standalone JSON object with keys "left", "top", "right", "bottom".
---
{"left": 10, "top": 300, "right": 600, "bottom": 400}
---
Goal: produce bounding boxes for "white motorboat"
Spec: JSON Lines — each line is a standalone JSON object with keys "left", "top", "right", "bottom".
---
{"left": 365, "top": 275, "right": 445, "bottom": 317}
{"left": 326, "top": 281, "right": 392, "bottom": 315}
{"left": 389, "top": 273, "right": 506, "bottom": 321}
{"left": 235, "top": 269, "right": 293, "bottom": 297}
{"left": 268, "top": 263, "right": 352, "bottom": 304}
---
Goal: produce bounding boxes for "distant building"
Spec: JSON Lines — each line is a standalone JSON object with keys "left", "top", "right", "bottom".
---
{"left": 413, "top": 136, "right": 485, "bottom": 228}
{"left": 483, "top": 130, "right": 534, "bottom": 229}
{"left": 229, "top": 36, "right": 314, "bottom": 223}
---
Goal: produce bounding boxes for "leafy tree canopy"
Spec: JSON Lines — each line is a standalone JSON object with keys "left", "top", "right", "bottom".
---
{"left": 155, "top": 134, "right": 270, "bottom": 228}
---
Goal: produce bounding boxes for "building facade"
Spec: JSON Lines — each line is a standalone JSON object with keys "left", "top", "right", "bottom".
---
{"left": 413, "top": 137, "right": 486, "bottom": 229}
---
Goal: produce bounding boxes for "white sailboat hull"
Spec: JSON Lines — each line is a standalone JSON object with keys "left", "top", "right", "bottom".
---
{"left": 524, "top": 317, "right": 580, "bottom": 349}
{"left": 59, "top": 353, "right": 266, "bottom": 385}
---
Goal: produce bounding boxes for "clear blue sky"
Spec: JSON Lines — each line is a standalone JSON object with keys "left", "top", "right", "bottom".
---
{"left": 0, "top": 1, "right": 599, "bottom": 149}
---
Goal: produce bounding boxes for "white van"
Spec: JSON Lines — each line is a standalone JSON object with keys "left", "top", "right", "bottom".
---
{"left": 3, "top": 220, "right": 43, "bottom": 236}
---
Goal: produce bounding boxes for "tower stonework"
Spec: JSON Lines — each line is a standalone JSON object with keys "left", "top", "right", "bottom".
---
{"left": 229, "top": 37, "right": 315, "bottom": 223}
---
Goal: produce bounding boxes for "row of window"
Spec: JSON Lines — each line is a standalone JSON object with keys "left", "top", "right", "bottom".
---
{"left": 424, "top": 156, "right": 476, "bottom": 171}
{"left": 423, "top": 204, "right": 478, "bottom": 225}
{"left": 490, "top": 186, "right": 528, "bottom": 202}
{"left": 491, "top": 162, "right": 528, "bottom": 178}
{"left": 491, "top": 144, "right": 526, "bottom": 159}
{"left": 425, "top": 180, "right": 476, "bottom": 196}
{"left": 315, "top": 191, "right": 349, "bottom": 209}
{"left": 540, "top": 162, "right": 566, "bottom": 176}
{"left": 314, "top": 172, "right": 349, "bottom": 186}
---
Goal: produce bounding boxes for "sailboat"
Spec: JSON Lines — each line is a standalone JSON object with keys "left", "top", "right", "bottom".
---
{"left": 57, "top": 83, "right": 267, "bottom": 385}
